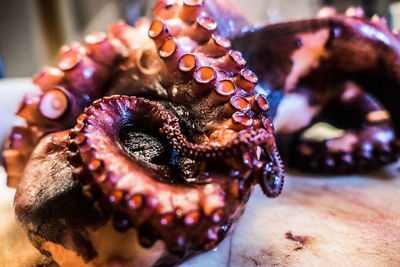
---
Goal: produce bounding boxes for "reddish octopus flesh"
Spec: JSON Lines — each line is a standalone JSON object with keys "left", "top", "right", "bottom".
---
{"left": 2, "top": 1, "right": 400, "bottom": 266}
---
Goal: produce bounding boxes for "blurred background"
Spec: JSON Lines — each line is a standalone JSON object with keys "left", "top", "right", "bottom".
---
{"left": 0, "top": 0, "right": 399, "bottom": 78}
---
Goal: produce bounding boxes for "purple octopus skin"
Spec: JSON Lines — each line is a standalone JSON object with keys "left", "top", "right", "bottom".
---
{"left": 6, "top": 2, "right": 400, "bottom": 266}
{"left": 232, "top": 9, "right": 400, "bottom": 173}
{"left": 7, "top": 0, "right": 284, "bottom": 265}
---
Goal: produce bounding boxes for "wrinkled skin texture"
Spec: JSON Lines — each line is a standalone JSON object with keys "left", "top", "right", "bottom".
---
{"left": 4, "top": 1, "right": 400, "bottom": 267}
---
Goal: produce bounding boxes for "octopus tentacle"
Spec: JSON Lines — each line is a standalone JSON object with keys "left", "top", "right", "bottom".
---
{"left": 257, "top": 144, "right": 284, "bottom": 197}
{"left": 8, "top": 0, "right": 283, "bottom": 263}
{"left": 3, "top": 0, "right": 265, "bottom": 187}
{"left": 3, "top": 18, "right": 158, "bottom": 186}
{"left": 233, "top": 11, "right": 400, "bottom": 172}
{"left": 69, "top": 95, "right": 277, "bottom": 254}
{"left": 162, "top": 121, "right": 274, "bottom": 161}
{"left": 291, "top": 82, "right": 397, "bottom": 173}
{"left": 71, "top": 95, "right": 280, "bottom": 187}
{"left": 3, "top": 126, "right": 39, "bottom": 187}
{"left": 142, "top": 4, "right": 278, "bottom": 170}
{"left": 2, "top": 28, "right": 128, "bottom": 185}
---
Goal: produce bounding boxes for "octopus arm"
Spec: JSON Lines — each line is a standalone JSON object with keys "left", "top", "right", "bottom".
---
{"left": 232, "top": 12, "right": 400, "bottom": 172}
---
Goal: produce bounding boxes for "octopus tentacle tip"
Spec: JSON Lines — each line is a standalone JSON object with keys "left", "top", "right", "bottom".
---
{"left": 258, "top": 149, "right": 284, "bottom": 198}
{"left": 242, "top": 152, "right": 255, "bottom": 169}
{"left": 69, "top": 94, "right": 280, "bottom": 245}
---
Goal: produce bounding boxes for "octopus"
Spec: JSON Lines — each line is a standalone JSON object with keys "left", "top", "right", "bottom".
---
{"left": 2, "top": 0, "right": 400, "bottom": 266}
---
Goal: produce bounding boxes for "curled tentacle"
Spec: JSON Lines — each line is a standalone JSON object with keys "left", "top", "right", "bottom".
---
{"left": 162, "top": 120, "right": 274, "bottom": 161}
{"left": 9, "top": 0, "right": 283, "bottom": 265}
{"left": 257, "top": 144, "right": 284, "bottom": 197}
{"left": 69, "top": 95, "right": 279, "bottom": 256}
{"left": 233, "top": 11, "right": 400, "bottom": 172}
{"left": 71, "top": 95, "right": 280, "bottom": 188}
{"left": 4, "top": 0, "right": 262, "bottom": 188}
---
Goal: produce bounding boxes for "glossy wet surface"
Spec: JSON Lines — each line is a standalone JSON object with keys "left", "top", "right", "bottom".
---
{"left": 1, "top": 78, "right": 400, "bottom": 266}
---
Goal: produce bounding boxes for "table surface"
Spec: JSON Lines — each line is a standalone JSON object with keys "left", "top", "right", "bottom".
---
{"left": 1, "top": 79, "right": 400, "bottom": 266}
